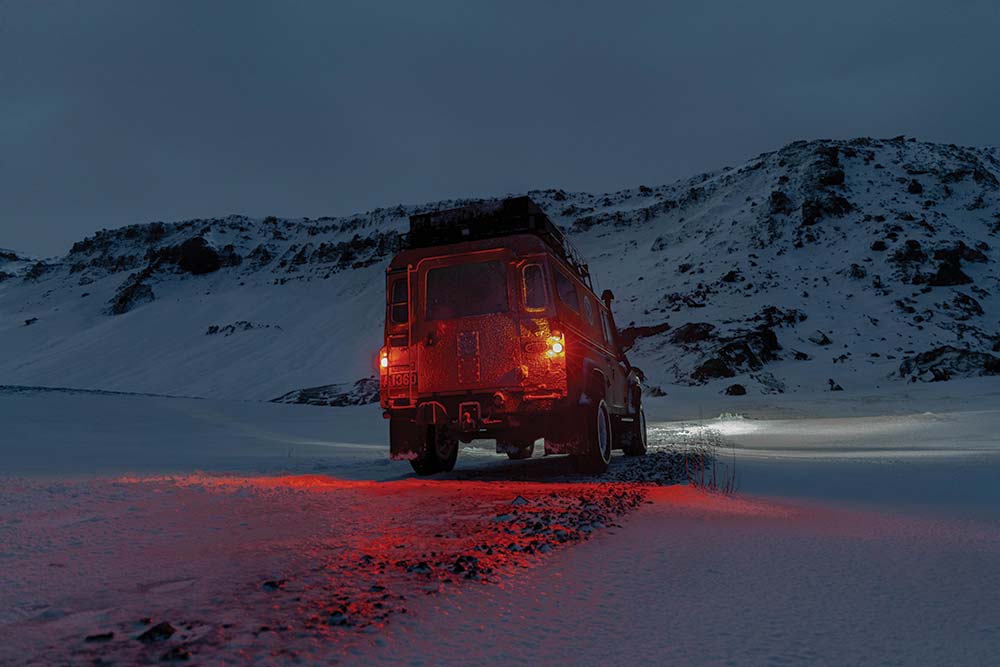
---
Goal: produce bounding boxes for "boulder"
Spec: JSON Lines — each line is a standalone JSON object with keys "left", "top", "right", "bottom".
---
{"left": 176, "top": 237, "right": 222, "bottom": 275}
{"left": 808, "top": 330, "right": 832, "bottom": 346}
{"left": 927, "top": 260, "right": 972, "bottom": 286}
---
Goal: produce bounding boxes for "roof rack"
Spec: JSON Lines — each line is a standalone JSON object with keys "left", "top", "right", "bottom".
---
{"left": 404, "top": 196, "right": 592, "bottom": 287}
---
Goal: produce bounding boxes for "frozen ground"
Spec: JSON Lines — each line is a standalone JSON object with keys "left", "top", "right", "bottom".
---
{"left": 2, "top": 386, "right": 999, "bottom": 665}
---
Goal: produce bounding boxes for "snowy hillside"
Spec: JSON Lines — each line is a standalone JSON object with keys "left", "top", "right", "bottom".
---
{"left": 2, "top": 136, "right": 998, "bottom": 400}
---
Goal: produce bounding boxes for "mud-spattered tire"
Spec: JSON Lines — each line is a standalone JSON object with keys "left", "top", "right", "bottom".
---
{"left": 409, "top": 425, "right": 459, "bottom": 476}
{"left": 575, "top": 399, "right": 613, "bottom": 474}
{"left": 503, "top": 439, "right": 535, "bottom": 460}
{"left": 620, "top": 397, "right": 648, "bottom": 457}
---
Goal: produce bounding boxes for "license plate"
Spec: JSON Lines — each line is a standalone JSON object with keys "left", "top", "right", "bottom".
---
{"left": 389, "top": 371, "right": 417, "bottom": 388}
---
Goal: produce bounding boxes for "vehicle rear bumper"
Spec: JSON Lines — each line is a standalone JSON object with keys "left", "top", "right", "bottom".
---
{"left": 386, "top": 390, "right": 569, "bottom": 457}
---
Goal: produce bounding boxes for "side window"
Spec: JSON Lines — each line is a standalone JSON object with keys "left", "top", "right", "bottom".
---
{"left": 555, "top": 270, "right": 580, "bottom": 311}
{"left": 600, "top": 310, "right": 615, "bottom": 349}
{"left": 390, "top": 277, "right": 408, "bottom": 324}
{"left": 522, "top": 264, "right": 547, "bottom": 311}
{"left": 582, "top": 296, "right": 595, "bottom": 327}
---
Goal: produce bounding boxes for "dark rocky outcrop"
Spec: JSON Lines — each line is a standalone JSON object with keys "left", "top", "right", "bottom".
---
{"left": 669, "top": 322, "right": 716, "bottom": 345}
{"left": 619, "top": 321, "right": 671, "bottom": 351}
{"left": 801, "top": 195, "right": 853, "bottom": 226}
{"left": 271, "top": 377, "right": 379, "bottom": 407}
{"left": 899, "top": 346, "right": 1000, "bottom": 382}
{"left": 691, "top": 328, "right": 781, "bottom": 383}
{"left": 106, "top": 268, "right": 155, "bottom": 315}
{"left": 927, "top": 259, "right": 973, "bottom": 286}
{"left": 769, "top": 190, "right": 794, "bottom": 215}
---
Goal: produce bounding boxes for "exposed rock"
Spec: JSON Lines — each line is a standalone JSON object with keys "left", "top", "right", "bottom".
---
{"left": 107, "top": 269, "right": 155, "bottom": 315}
{"left": 271, "top": 377, "right": 379, "bottom": 407}
{"left": 899, "top": 346, "right": 1000, "bottom": 382}
{"left": 752, "top": 306, "right": 807, "bottom": 328}
{"left": 808, "top": 330, "right": 832, "bottom": 346}
{"left": 769, "top": 190, "right": 794, "bottom": 215}
{"left": 907, "top": 179, "right": 924, "bottom": 194}
{"left": 891, "top": 239, "right": 927, "bottom": 265}
{"left": 949, "top": 293, "right": 984, "bottom": 320}
{"left": 724, "top": 383, "right": 746, "bottom": 396}
{"left": 691, "top": 358, "right": 734, "bottom": 381}
{"left": 206, "top": 321, "right": 282, "bottom": 336}
{"left": 173, "top": 237, "right": 222, "bottom": 275}
{"left": 24, "top": 262, "right": 49, "bottom": 281}
{"left": 137, "top": 621, "right": 176, "bottom": 643}
{"left": 870, "top": 240, "right": 887, "bottom": 252}
{"left": 927, "top": 259, "right": 972, "bottom": 286}
{"left": 801, "top": 194, "right": 853, "bottom": 226}
{"left": 669, "top": 322, "right": 716, "bottom": 345}
{"left": 932, "top": 241, "right": 987, "bottom": 264}
{"left": 619, "top": 321, "right": 671, "bottom": 350}
{"left": 721, "top": 270, "right": 741, "bottom": 283}
{"left": 752, "top": 372, "right": 787, "bottom": 394}
{"left": 692, "top": 328, "right": 781, "bottom": 383}
{"left": 828, "top": 379, "right": 844, "bottom": 391}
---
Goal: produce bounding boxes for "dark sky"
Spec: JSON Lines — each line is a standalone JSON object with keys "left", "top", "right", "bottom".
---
{"left": 2, "top": 1, "right": 999, "bottom": 256}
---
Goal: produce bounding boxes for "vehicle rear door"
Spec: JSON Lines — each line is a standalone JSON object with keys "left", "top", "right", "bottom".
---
{"left": 414, "top": 250, "right": 523, "bottom": 394}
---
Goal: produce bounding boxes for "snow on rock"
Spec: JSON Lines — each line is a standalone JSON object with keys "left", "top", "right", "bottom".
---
{"left": 1, "top": 136, "right": 998, "bottom": 399}
{"left": 270, "top": 376, "right": 379, "bottom": 406}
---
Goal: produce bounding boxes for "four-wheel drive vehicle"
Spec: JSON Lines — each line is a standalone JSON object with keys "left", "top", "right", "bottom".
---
{"left": 379, "top": 196, "right": 646, "bottom": 475}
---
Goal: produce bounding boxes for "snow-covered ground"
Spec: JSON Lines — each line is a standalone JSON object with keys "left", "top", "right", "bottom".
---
{"left": 2, "top": 387, "right": 999, "bottom": 665}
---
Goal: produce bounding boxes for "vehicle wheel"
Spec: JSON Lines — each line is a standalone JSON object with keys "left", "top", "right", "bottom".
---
{"left": 504, "top": 439, "right": 535, "bottom": 460}
{"left": 409, "top": 453, "right": 440, "bottom": 476}
{"left": 433, "top": 425, "right": 459, "bottom": 472}
{"left": 408, "top": 425, "right": 458, "bottom": 475}
{"left": 575, "top": 399, "right": 613, "bottom": 474}
{"left": 620, "top": 392, "right": 648, "bottom": 457}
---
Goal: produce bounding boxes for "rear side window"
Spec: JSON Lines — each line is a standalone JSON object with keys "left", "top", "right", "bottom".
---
{"left": 600, "top": 310, "right": 615, "bottom": 348}
{"left": 555, "top": 270, "right": 580, "bottom": 311}
{"left": 522, "top": 264, "right": 547, "bottom": 310}
{"left": 426, "top": 261, "right": 509, "bottom": 320}
{"left": 390, "top": 277, "right": 408, "bottom": 324}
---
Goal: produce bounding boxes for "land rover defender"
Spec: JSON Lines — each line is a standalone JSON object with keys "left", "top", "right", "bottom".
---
{"left": 379, "top": 196, "right": 646, "bottom": 475}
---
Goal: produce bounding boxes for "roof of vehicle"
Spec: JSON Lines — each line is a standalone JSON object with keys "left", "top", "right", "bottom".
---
{"left": 402, "top": 196, "right": 591, "bottom": 285}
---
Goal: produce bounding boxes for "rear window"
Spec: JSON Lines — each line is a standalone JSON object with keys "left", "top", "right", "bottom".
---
{"left": 555, "top": 270, "right": 580, "bottom": 311}
{"left": 522, "top": 264, "right": 548, "bottom": 310}
{"left": 389, "top": 277, "right": 408, "bottom": 324}
{"left": 425, "top": 261, "right": 509, "bottom": 320}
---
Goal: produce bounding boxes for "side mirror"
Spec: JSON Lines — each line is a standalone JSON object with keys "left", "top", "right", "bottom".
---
{"left": 601, "top": 289, "right": 615, "bottom": 305}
